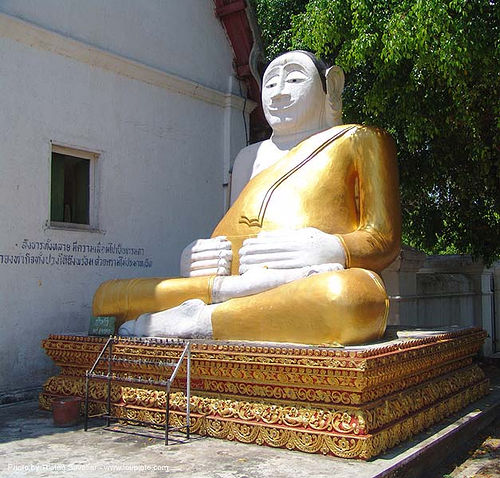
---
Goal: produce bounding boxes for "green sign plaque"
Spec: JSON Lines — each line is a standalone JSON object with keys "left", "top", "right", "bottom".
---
{"left": 88, "top": 316, "right": 116, "bottom": 336}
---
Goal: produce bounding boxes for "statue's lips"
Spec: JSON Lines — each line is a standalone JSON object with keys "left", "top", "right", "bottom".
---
{"left": 268, "top": 101, "right": 295, "bottom": 112}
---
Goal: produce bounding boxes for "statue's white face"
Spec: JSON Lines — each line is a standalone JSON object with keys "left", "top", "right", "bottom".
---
{"left": 262, "top": 51, "right": 326, "bottom": 136}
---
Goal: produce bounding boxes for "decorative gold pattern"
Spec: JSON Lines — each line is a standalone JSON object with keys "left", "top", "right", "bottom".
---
{"left": 40, "top": 380, "right": 489, "bottom": 460}
{"left": 40, "top": 364, "right": 486, "bottom": 436}
{"left": 39, "top": 329, "right": 488, "bottom": 459}
{"left": 42, "top": 329, "right": 486, "bottom": 403}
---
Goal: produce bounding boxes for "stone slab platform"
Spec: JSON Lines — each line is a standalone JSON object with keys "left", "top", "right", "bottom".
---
{"left": 2, "top": 382, "right": 499, "bottom": 478}
{"left": 39, "top": 327, "right": 488, "bottom": 459}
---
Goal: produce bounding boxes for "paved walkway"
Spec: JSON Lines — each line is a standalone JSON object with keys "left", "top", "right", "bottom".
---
{"left": 0, "top": 402, "right": 380, "bottom": 478}
{"left": 0, "top": 366, "right": 499, "bottom": 478}
{"left": 449, "top": 431, "right": 500, "bottom": 478}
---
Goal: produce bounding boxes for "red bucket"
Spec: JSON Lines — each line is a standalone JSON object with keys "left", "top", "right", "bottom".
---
{"left": 52, "top": 396, "right": 82, "bottom": 427}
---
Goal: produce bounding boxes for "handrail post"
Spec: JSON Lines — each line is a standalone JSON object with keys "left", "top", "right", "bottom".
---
{"left": 165, "top": 383, "right": 171, "bottom": 445}
{"left": 84, "top": 371, "right": 90, "bottom": 431}
{"left": 186, "top": 342, "right": 191, "bottom": 439}
{"left": 84, "top": 336, "right": 113, "bottom": 430}
{"left": 106, "top": 336, "right": 113, "bottom": 426}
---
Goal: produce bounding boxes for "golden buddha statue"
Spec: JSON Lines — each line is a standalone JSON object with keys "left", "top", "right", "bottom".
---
{"left": 93, "top": 50, "right": 401, "bottom": 345}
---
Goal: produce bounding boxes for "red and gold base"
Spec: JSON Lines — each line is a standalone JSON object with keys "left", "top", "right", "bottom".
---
{"left": 39, "top": 328, "right": 488, "bottom": 459}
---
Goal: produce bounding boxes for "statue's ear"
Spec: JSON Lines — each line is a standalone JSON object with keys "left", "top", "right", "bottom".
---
{"left": 326, "top": 65, "right": 344, "bottom": 95}
{"left": 325, "top": 65, "right": 344, "bottom": 126}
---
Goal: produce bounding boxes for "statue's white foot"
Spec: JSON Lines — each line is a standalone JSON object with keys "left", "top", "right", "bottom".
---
{"left": 118, "top": 320, "right": 136, "bottom": 336}
{"left": 118, "top": 299, "right": 214, "bottom": 338}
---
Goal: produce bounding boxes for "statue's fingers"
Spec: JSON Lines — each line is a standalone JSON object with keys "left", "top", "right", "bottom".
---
{"left": 255, "top": 259, "right": 303, "bottom": 269}
{"left": 239, "top": 241, "right": 300, "bottom": 255}
{"left": 239, "top": 251, "right": 297, "bottom": 266}
{"left": 190, "top": 259, "right": 220, "bottom": 271}
{"left": 243, "top": 234, "right": 293, "bottom": 246}
{"left": 190, "top": 251, "right": 217, "bottom": 262}
{"left": 320, "top": 262, "right": 345, "bottom": 271}
{"left": 191, "top": 238, "right": 218, "bottom": 251}
{"left": 190, "top": 265, "right": 230, "bottom": 277}
{"left": 217, "top": 257, "right": 231, "bottom": 269}
{"left": 191, "top": 249, "right": 232, "bottom": 263}
{"left": 239, "top": 259, "right": 301, "bottom": 274}
{"left": 189, "top": 268, "right": 219, "bottom": 277}
{"left": 191, "top": 238, "right": 208, "bottom": 250}
{"left": 256, "top": 230, "right": 295, "bottom": 238}
{"left": 304, "top": 263, "right": 344, "bottom": 276}
{"left": 191, "top": 257, "right": 231, "bottom": 271}
{"left": 191, "top": 238, "right": 231, "bottom": 253}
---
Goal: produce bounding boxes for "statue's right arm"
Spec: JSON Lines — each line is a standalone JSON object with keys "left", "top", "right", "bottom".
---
{"left": 334, "top": 126, "right": 401, "bottom": 272}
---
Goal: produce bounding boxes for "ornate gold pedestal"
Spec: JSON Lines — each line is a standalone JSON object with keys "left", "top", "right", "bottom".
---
{"left": 40, "top": 328, "right": 488, "bottom": 459}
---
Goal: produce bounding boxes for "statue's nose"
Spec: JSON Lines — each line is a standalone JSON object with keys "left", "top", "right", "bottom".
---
{"left": 270, "top": 91, "right": 291, "bottom": 103}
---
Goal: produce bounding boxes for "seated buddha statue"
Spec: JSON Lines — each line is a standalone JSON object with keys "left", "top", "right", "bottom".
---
{"left": 92, "top": 50, "right": 401, "bottom": 345}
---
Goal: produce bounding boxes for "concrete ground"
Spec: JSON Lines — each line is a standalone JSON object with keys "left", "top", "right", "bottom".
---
{"left": 444, "top": 420, "right": 500, "bottom": 478}
{"left": 0, "top": 366, "right": 499, "bottom": 478}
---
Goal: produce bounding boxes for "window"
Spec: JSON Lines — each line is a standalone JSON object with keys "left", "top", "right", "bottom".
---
{"left": 50, "top": 144, "right": 98, "bottom": 229}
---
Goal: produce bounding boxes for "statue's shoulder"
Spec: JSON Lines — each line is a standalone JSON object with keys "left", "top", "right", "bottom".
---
{"left": 337, "top": 125, "right": 397, "bottom": 166}
{"left": 318, "top": 124, "right": 392, "bottom": 139}
{"left": 237, "top": 140, "right": 265, "bottom": 156}
{"left": 310, "top": 125, "right": 396, "bottom": 166}
{"left": 318, "top": 124, "right": 395, "bottom": 155}
{"left": 232, "top": 140, "right": 265, "bottom": 174}
{"left": 231, "top": 141, "right": 267, "bottom": 202}
{"left": 340, "top": 124, "right": 394, "bottom": 143}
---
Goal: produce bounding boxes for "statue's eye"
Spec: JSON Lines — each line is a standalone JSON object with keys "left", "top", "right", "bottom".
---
{"left": 264, "top": 76, "right": 279, "bottom": 89}
{"left": 285, "top": 70, "right": 307, "bottom": 84}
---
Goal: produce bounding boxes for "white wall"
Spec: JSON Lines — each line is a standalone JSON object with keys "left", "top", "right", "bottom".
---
{"left": 0, "top": 3, "right": 248, "bottom": 395}
{"left": 384, "top": 250, "right": 497, "bottom": 355}
{"left": 0, "top": 0, "right": 237, "bottom": 93}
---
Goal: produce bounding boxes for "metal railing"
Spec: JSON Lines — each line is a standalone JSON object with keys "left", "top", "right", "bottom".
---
{"left": 389, "top": 291, "right": 493, "bottom": 302}
{"left": 84, "top": 336, "right": 191, "bottom": 445}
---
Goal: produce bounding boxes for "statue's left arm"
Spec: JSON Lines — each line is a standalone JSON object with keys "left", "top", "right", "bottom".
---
{"left": 334, "top": 126, "right": 401, "bottom": 272}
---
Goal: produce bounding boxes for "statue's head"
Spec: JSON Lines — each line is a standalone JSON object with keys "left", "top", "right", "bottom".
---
{"left": 262, "top": 50, "right": 344, "bottom": 136}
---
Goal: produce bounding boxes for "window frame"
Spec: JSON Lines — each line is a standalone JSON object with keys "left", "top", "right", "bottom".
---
{"left": 48, "top": 143, "right": 100, "bottom": 232}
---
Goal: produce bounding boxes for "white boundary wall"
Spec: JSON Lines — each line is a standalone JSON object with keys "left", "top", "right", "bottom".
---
{"left": 383, "top": 249, "right": 498, "bottom": 356}
{"left": 0, "top": 2, "right": 251, "bottom": 396}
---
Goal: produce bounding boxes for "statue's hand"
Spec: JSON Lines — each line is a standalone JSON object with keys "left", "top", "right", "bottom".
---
{"left": 239, "top": 228, "right": 346, "bottom": 274}
{"left": 180, "top": 236, "right": 232, "bottom": 277}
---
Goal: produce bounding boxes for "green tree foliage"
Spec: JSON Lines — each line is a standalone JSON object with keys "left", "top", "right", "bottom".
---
{"left": 253, "top": 0, "right": 499, "bottom": 263}
{"left": 253, "top": 0, "right": 310, "bottom": 58}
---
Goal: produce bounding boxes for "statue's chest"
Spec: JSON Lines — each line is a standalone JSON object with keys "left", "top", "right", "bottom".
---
{"left": 234, "top": 144, "right": 354, "bottom": 233}
{"left": 212, "top": 127, "right": 358, "bottom": 242}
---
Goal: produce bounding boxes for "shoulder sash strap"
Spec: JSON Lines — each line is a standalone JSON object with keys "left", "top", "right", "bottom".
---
{"left": 239, "top": 125, "right": 356, "bottom": 227}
